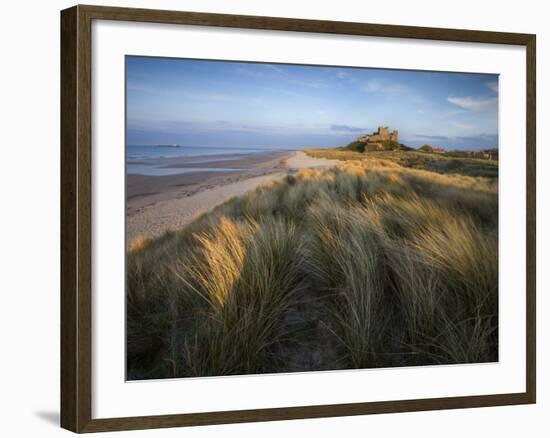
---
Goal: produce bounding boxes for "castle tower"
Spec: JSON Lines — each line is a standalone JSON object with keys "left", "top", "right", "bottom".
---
{"left": 390, "top": 130, "right": 399, "bottom": 143}
{"left": 378, "top": 126, "right": 390, "bottom": 140}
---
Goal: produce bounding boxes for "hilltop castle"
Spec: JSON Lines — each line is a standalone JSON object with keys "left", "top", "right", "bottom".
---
{"left": 357, "top": 126, "right": 399, "bottom": 151}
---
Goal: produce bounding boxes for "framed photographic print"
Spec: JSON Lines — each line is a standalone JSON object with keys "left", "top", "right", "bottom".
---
{"left": 60, "top": 4, "right": 536, "bottom": 433}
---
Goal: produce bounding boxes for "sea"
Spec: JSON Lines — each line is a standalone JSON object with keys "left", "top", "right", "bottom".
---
{"left": 127, "top": 145, "right": 278, "bottom": 161}
{"left": 126, "top": 145, "right": 290, "bottom": 176}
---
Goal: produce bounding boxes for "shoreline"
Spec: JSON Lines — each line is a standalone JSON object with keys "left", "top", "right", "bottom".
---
{"left": 127, "top": 150, "right": 339, "bottom": 243}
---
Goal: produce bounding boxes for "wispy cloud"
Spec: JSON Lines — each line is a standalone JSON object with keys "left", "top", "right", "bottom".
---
{"left": 237, "top": 65, "right": 331, "bottom": 89}
{"left": 361, "top": 80, "right": 407, "bottom": 95}
{"left": 330, "top": 124, "right": 369, "bottom": 133}
{"left": 186, "top": 91, "right": 264, "bottom": 106}
{"left": 264, "top": 64, "right": 286, "bottom": 74}
{"left": 402, "top": 132, "right": 498, "bottom": 149}
{"left": 414, "top": 134, "right": 449, "bottom": 140}
{"left": 336, "top": 70, "right": 351, "bottom": 80}
{"left": 335, "top": 69, "right": 359, "bottom": 83}
{"left": 456, "top": 133, "right": 498, "bottom": 143}
{"left": 336, "top": 69, "right": 414, "bottom": 97}
{"left": 127, "top": 82, "right": 164, "bottom": 94}
{"left": 362, "top": 80, "right": 381, "bottom": 93}
{"left": 447, "top": 96, "right": 498, "bottom": 110}
{"left": 486, "top": 81, "right": 499, "bottom": 93}
{"left": 295, "top": 80, "right": 330, "bottom": 89}
{"left": 129, "top": 118, "right": 289, "bottom": 135}
{"left": 235, "top": 67, "right": 268, "bottom": 79}
{"left": 453, "top": 122, "right": 474, "bottom": 131}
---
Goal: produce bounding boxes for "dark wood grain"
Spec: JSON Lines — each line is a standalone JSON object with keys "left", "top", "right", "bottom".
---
{"left": 79, "top": 4, "right": 534, "bottom": 45}
{"left": 76, "top": 4, "right": 93, "bottom": 431}
{"left": 79, "top": 392, "right": 533, "bottom": 433}
{"left": 60, "top": 5, "right": 78, "bottom": 432}
{"left": 61, "top": 5, "right": 93, "bottom": 431}
{"left": 525, "top": 34, "right": 536, "bottom": 404}
{"left": 60, "top": 4, "right": 537, "bottom": 433}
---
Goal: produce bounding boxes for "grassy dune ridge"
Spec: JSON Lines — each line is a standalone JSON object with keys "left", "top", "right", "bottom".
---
{"left": 127, "top": 150, "right": 498, "bottom": 379}
{"left": 305, "top": 148, "right": 498, "bottom": 178}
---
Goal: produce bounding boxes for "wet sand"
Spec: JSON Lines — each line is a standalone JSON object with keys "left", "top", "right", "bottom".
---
{"left": 127, "top": 150, "right": 339, "bottom": 243}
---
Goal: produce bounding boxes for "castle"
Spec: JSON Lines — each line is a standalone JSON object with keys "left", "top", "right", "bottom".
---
{"left": 356, "top": 127, "right": 399, "bottom": 151}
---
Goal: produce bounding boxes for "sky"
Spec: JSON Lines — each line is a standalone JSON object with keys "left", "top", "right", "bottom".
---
{"left": 126, "top": 56, "right": 499, "bottom": 151}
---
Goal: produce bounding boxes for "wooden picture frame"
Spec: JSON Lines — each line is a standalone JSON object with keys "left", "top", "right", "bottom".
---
{"left": 60, "top": 4, "right": 536, "bottom": 433}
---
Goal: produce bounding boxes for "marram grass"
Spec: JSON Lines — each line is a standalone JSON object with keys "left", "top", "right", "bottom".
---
{"left": 127, "top": 154, "right": 498, "bottom": 379}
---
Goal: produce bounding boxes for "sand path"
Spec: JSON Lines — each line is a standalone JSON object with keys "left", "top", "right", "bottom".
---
{"left": 127, "top": 151, "right": 339, "bottom": 242}
{"left": 283, "top": 150, "right": 340, "bottom": 169}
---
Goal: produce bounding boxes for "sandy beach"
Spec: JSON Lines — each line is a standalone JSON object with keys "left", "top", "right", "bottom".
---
{"left": 127, "top": 150, "right": 339, "bottom": 243}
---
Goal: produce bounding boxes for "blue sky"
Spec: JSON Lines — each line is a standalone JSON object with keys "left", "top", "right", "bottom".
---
{"left": 126, "top": 56, "right": 499, "bottom": 150}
